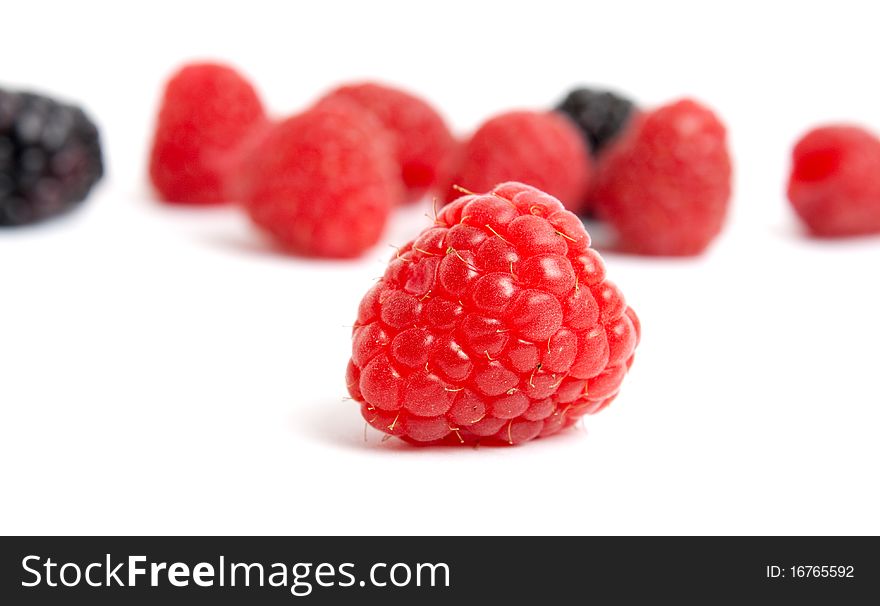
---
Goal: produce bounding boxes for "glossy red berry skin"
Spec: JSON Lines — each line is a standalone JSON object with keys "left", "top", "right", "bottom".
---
{"left": 239, "top": 102, "right": 401, "bottom": 258}
{"left": 319, "top": 83, "right": 456, "bottom": 202}
{"left": 787, "top": 125, "right": 880, "bottom": 237}
{"left": 346, "top": 182, "right": 639, "bottom": 446}
{"left": 149, "top": 62, "right": 268, "bottom": 204}
{"left": 438, "top": 111, "right": 593, "bottom": 213}
{"left": 593, "top": 99, "right": 732, "bottom": 256}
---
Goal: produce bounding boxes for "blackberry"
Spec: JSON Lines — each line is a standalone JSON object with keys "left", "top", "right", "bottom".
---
{"left": 555, "top": 87, "right": 635, "bottom": 155}
{"left": 0, "top": 89, "right": 103, "bottom": 226}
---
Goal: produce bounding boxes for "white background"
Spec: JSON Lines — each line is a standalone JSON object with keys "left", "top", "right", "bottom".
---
{"left": 2, "top": 0, "right": 879, "bottom": 535}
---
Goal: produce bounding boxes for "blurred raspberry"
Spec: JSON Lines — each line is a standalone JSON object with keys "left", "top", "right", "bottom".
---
{"left": 788, "top": 125, "right": 880, "bottom": 237}
{"left": 593, "top": 99, "right": 732, "bottom": 255}
{"left": 238, "top": 102, "right": 401, "bottom": 258}
{"left": 149, "top": 62, "right": 267, "bottom": 204}
{"left": 438, "top": 111, "right": 592, "bottom": 214}
{"left": 319, "top": 82, "right": 455, "bottom": 202}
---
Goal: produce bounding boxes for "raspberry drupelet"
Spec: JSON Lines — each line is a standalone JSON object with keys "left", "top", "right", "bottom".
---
{"left": 346, "top": 182, "right": 639, "bottom": 446}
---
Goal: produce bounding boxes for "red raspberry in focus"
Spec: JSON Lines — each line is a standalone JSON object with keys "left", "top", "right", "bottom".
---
{"left": 149, "top": 62, "right": 268, "bottom": 204}
{"left": 438, "top": 111, "right": 592, "bottom": 213}
{"left": 238, "top": 102, "right": 401, "bottom": 258}
{"left": 593, "top": 99, "right": 732, "bottom": 255}
{"left": 787, "top": 125, "right": 880, "bottom": 237}
{"left": 346, "top": 182, "right": 639, "bottom": 446}
{"left": 319, "top": 83, "right": 456, "bottom": 202}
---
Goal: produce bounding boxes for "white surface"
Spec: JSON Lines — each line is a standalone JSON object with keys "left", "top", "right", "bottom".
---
{"left": 2, "top": 0, "right": 879, "bottom": 535}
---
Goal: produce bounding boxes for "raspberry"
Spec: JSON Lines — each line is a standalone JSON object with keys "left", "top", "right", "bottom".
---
{"left": 787, "top": 125, "right": 880, "bottom": 237}
{"left": 438, "top": 111, "right": 592, "bottom": 214}
{"left": 593, "top": 99, "right": 732, "bottom": 256}
{"left": 239, "top": 101, "right": 401, "bottom": 258}
{"left": 346, "top": 182, "right": 639, "bottom": 446}
{"left": 556, "top": 87, "right": 636, "bottom": 155}
{"left": 319, "top": 83, "right": 455, "bottom": 201}
{"left": 149, "top": 62, "right": 267, "bottom": 205}
{"left": 0, "top": 89, "right": 103, "bottom": 226}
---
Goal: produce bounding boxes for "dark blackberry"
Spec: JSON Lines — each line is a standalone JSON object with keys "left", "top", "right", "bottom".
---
{"left": 0, "top": 89, "right": 103, "bottom": 227}
{"left": 555, "top": 87, "right": 635, "bottom": 155}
